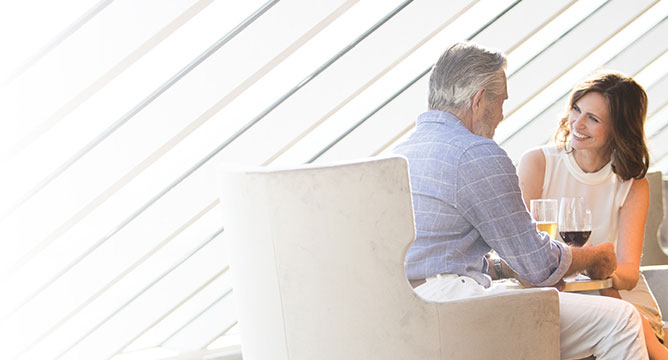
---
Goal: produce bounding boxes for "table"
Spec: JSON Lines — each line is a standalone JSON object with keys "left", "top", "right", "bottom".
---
{"left": 496, "top": 274, "right": 613, "bottom": 292}
{"left": 560, "top": 275, "right": 613, "bottom": 292}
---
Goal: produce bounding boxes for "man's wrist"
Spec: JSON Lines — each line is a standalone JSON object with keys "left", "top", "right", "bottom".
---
{"left": 494, "top": 258, "right": 504, "bottom": 279}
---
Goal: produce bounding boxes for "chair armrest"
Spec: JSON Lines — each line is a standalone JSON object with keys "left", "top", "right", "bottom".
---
{"left": 433, "top": 287, "right": 560, "bottom": 359}
{"left": 641, "top": 265, "right": 668, "bottom": 320}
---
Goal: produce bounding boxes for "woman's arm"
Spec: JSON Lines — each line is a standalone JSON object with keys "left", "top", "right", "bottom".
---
{"left": 516, "top": 148, "right": 547, "bottom": 207}
{"left": 612, "top": 177, "right": 649, "bottom": 291}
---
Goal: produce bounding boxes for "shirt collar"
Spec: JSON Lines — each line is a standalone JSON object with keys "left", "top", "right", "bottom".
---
{"left": 417, "top": 110, "right": 464, "bottom": 126}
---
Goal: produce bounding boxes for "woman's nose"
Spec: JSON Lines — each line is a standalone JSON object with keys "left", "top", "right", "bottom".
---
{"left": 572, "top": 113, "right": 586, "bottom": 128}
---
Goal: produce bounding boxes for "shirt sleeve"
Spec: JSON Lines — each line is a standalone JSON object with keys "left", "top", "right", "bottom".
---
{"left": 456, "top": 142, "right": 572, "bottom": 286}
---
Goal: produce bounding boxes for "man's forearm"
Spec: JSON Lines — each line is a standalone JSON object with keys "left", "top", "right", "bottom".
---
{"left": 567, "top": 243, "right": 617, "bottom": 279}
{"left": 566, "top": 246, "right": 597, "bottom": 276}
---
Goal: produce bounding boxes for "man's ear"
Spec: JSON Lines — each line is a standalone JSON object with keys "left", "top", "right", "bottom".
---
{"left": 471, "top": 88, "right": 486, "bottom": 113}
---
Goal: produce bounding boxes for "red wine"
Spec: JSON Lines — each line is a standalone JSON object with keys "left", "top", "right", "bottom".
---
{"left": 560, "top": 231, "right": 592, "bottom": 247}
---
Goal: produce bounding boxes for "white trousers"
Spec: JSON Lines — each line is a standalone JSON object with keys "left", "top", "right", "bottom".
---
{"left": 415, "top": 275, "right": 648, "bottom": 360}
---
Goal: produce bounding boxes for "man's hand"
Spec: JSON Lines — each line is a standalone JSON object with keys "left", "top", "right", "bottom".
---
{"left": 552, "top": 279, "right": 566, "bottom": 291}
{"left": 584, "top": 242, "right": 617, "bottom": 280}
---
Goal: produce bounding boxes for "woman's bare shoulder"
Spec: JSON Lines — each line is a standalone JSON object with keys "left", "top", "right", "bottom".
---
{"left": 518, "top": 147, "right": 546, "bottom": 170}
{"left": 628, "top": 176, "right": 649, "bottom": 199}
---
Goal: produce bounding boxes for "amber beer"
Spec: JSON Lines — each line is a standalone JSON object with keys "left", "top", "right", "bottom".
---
{"left": 530, "top": 199, "right": 559, "bottom": 239}
{"left": 537, "top": 222, "right": 558, "bottom": 240}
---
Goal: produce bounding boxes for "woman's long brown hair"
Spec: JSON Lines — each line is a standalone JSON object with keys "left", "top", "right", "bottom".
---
{"left": 554, "top": 71, "right": 649, "bottom": 180}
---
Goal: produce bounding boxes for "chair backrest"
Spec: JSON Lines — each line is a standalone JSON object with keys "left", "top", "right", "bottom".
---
{"left": 218, "top": 156, "right": 559, "bottom": 360}
{"left": 661, "top": 179, "right": 668, "bottom": 250}
{"left": 641, "top": 171, "right": 668, "bottom": 266}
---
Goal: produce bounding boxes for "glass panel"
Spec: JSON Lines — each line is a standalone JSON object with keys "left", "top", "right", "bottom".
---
{"left": 647, "top": 101, "right": 668, "bottom": 139}
{"left": 0, "top": 0, "right": 97, "bottom": 81}
{"left": 124, "top": 263, "right": 232, "bottom": 352}
{"left": 475, "top": 0, "right": 583, "bottom": 64}
{"left": 16, "top": 226, "right": 227, "bottom": 359}
{"left": 505, "top": 0, "right": 606, "bottom": 76}
{"left": 495, "top": 0, "right": 657, "bottom": 144}
{"left": 200, "top": 0, "right": 415, "bottom": 167}
{"left": 0, "top": 0, "right": 264, "bottom": 247}
{"left": 497, "top": 0, "right": 668, "bottom": 161}
{"left": 0, "top": 0, "right": 202, "bottom": 152}
{"left": 605, "top": 17, "right": 668, "bottom": 76}
{"left": 0, "top": 0, "right": 341, "bottom": 273}
{"left": 268, "top": 0, "right": 513, "bottom": 165}
{"left": 206, "top": 322, "right": 241, "bottom": 353}
{"left": 161, "top": 290, "right": 236, "bottom": 352}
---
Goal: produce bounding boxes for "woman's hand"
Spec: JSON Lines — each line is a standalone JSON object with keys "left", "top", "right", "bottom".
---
{"left": 599, "top": 286, "right": 622, "bottom": 299}
{"left": 608, "top": 265, "right": 639, "bottom": 291}
{"left": 610, "top": 272, "right": 620, "bottom": 289}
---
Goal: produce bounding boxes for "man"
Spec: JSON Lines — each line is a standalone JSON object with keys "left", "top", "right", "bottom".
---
{"left": 393, "top": 41, "right": 648, "bottom": 359}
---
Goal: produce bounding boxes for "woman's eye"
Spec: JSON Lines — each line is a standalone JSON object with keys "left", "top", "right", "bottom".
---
{"left": 589, "top": 115, "right": 599, "bottom": 123}
{"left": 572, "top": 105, "right": 580, "bottom": 113}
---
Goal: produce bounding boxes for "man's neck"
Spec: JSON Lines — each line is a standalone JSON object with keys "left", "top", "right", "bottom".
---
{"left": 451, "top": 109, "right": 474, "bottom": 133}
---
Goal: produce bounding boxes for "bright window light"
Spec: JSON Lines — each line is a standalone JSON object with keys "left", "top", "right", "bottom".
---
{"left": 206, "top": 322, "right": 240, "bottom": 351}
{"left": 0, "top": 0, "right": 265, "bottom": 274}
{"left": 376, "top": 124, "right": 415, "bottom": 157}
{"left": 270, "top": 0, "right": 515, "bottom": 165}
{"left": 495, "top": 0, "right": 668, "bottom": 144}
{"left": 0, "top": 0, "right": 204, "bottom": 156}
{"left": 210, "top": 0, "right": 408, "bottom": 156}
{"left": 649, "top": 128, "right": 668, "bottom": 170}
{"left": 109, "top": 347, "right": 178, "bottom": 360}
{"left": 123, "top": 264, "right": 232, "bottom": 353}
{"left": 0, "top": 0, "right": 94, "bottom": 81}
{"left": 654, "top": 155, "right": 668, "bottom": 173}
{"left": 634, "top": 49, "right": 668, "bottom": 89}
{"left": 646, "top": 101, "right": 668, "bottom": 137}
{"left": 182, "top": 0, "right": 406, "bottom": 167}
{"left": 506, "top": 0, "right": 606, "bottom": 75}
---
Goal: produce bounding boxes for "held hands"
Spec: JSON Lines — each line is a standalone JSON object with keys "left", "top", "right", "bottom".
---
{"left": 584, "top": 242, "right": 617, "bottom": 280}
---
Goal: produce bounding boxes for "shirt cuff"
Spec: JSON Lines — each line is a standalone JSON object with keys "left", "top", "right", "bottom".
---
{"left": 534, "top": 241, "right": 573, "bottom": 287}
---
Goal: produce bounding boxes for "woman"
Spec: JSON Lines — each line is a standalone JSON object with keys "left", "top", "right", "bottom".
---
{"left": 517, "top": 71, "right": 667, "bottom": 358}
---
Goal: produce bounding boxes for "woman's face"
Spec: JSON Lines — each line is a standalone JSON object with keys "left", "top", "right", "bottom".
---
{"left": 568, "top": 91, "right": 612, "bottom": 154}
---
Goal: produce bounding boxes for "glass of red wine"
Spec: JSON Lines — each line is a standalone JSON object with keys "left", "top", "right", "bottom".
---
{"left": 558, "top": 197, "right": 592, "bottom": 247}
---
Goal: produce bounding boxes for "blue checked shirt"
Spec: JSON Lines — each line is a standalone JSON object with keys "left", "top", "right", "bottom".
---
{"left": 393, "top": 110, "right": 571, "bottom": 287}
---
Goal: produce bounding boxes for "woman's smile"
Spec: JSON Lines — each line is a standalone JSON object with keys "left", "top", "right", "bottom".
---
{"left": 571, "top": 128, "right": 591, "bottom": 141}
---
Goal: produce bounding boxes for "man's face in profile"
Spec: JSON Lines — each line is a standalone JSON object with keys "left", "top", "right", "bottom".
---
{"left": 473, "top": 70, "right": 508, "bottom": 139}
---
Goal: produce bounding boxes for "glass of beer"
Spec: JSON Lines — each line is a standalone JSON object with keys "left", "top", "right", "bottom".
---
{"left": 558, "top": 197, "right": 592, "bottom": 247}
{"left": 530, "top": 199, "right": 558, "bottom": 240}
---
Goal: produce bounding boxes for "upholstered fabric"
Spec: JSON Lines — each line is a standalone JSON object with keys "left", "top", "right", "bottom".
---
{"left": 641, "top": 171, "right": 668, "bottom": 266}
{"left": 640, "top": 265, "right": 668, "bottom": 340}
{"left": 661, "top": 179, "right": 668, "bottom": 250}
{"left": 218, "top": 156, "right": 560, "bottom": 360}
{"left": 640, "top": 173, "right": 668, "bottom": 343}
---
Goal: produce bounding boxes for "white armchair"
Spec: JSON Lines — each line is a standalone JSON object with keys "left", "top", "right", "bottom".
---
{"left": 218, "top": 156, "right": 560, "bottom": 360}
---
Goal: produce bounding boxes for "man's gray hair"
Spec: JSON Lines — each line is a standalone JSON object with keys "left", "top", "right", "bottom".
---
{"left": 428, "top": 42, "right": 507, "bottom": 112}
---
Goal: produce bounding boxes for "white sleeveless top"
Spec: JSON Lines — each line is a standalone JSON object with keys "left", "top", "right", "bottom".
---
{"left": 539, "top": 146, "right": 664, "bottom": 339}
{"left": 540, "top": 146, "right": 633, "bottom": 247}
